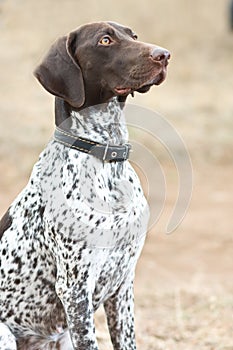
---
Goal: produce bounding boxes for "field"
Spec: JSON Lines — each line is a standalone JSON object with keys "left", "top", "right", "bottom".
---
{"left": 0, "top": 0, "right": 233, "bottom": 349}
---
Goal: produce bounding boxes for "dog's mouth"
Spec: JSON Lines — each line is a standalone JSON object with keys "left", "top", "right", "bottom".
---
{"left": 136, "top": 71, "right": 166, "bottom": 93}
{"left": 114, "top": 68, "right": 167, "bottom": 96}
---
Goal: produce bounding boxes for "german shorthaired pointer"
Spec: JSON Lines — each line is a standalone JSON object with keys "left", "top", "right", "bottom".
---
{"left": 0, "top": 22, "right": 170, "bottom": 349}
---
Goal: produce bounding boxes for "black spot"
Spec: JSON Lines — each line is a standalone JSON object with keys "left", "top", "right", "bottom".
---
{"left": 62, "top": 209, "right": 68, "bottom": 216}
{"left": 39, "top": 206, "right": 45, "bottom": 218}
{"left": 108, "top": 179, "right": 112, "bottom": 191}
{"left": 14, "top": 316, "right": 21, "bottom": 324}
{"left": 32, "top": 257, "right": 38, "bottom": 269}
{"left": 0, "top": 208, "right": 12, "bottom": 240}
{"left": 67, "top": 164, "right": 74, "bottom": 171}
{"left": 66, "top": 191, "right": 72, "bottom": 199}
{"left": 13, "top": 257, "right": 23, "bottom": 270}
{"left": 22, "top": 223, "right": 28, "bottom": 232}
{"left": 6, "top": 309, "right": 14, "bottom": 318}
{"left": 72, "top": 179, "right": 79, "bottom": 190}
{"left": 36, "top": 269, "right": 43, "bottom": 277}
{"left": 95, "top": 219, "right": 101, "bottom": 226}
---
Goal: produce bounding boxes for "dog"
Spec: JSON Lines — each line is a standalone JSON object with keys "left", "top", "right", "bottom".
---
{"left": 0, "top": 21, "right": 170, "bottom": 349}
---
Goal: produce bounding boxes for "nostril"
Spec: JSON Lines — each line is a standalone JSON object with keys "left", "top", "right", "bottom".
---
{"left": 151, "top": 48, "right": 171, "bottom": 62}
{"left": 157, "top": 53, "right": 166, "bottom": 61}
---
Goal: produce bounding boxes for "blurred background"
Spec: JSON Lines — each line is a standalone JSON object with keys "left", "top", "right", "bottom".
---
{"left": 0, "top": 0, "right": 233, "bottom": 349}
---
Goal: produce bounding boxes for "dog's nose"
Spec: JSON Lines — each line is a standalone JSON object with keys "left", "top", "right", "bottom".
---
{"left": 151, "top": 47, "right": 171, "bottom": 63}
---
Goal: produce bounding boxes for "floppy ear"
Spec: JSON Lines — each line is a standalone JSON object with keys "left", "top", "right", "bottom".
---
{"left": 34, "top": 34, "right": 85, "bottom": 108}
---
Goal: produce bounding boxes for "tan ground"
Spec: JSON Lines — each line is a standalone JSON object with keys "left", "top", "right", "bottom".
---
{"left": 0, "top": 0, "right": 233, "bottom": 349}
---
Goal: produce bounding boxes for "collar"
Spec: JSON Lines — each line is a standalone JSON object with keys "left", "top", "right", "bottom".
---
{"left": 54, "top": 127, "right": 131, "bottom": 162}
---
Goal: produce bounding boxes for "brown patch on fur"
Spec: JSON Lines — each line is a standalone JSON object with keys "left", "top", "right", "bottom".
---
{"left": 17, "top": 335, "right": 64, "bottom": 350}
{"left": 0, "top": 208, "right": 12, "bottom": 240}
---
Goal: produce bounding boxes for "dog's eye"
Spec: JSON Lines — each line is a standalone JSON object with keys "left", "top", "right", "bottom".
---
{"left": 132, "top": 34, "right": 138, "bottom": 40}
{"left": 99, "top": 36, "right": 112, "bottom": 46}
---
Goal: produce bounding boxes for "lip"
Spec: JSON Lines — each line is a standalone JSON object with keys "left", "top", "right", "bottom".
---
{"left": 114, "top": 68, "right": 167, "bottom": 96}
{"left": 114, "top": 87, "right": 132, "bottom": 95}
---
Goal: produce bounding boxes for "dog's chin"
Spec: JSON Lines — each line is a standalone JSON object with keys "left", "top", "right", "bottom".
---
{"left": 136, "top": 71, "right": 167, "bottom": 93}
{"left": 135, "top": 84, "right": 152, "bottom": 94}
{"left": 114, "top": 70, "right": 167, "bottom": 96}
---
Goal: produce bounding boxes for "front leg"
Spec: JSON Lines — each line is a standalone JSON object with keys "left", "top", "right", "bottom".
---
{"left": 104, "top": 277, "right": 136, "bottom": 350}
{"left": 56, "top": 284, "right": 98, "bottom": 350}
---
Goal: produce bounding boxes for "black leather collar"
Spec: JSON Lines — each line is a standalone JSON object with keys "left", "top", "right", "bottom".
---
{"left": 54, "top": 127, "right": 131, "bottom": 162}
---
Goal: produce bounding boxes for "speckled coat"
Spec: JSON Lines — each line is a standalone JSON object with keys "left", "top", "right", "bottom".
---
{"left": 0, "top": 98, "right": 149, "bottom": 350}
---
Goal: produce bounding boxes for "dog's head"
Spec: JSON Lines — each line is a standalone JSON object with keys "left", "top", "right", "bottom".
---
{"left": 34, "top": 22, "right": 170, "bottom": 109}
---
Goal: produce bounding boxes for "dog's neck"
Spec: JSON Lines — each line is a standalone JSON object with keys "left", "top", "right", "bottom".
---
{"left": 55, "top": 97, "right": 129, "bottom": 145}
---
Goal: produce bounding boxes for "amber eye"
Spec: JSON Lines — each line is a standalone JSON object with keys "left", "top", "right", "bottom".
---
{"left": 99, "top": 36, "right": 112, "bottom": 46}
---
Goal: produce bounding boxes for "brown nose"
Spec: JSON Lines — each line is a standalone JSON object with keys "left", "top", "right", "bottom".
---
{"left": 151, "top": 47, "right": 171, "bottom": 63}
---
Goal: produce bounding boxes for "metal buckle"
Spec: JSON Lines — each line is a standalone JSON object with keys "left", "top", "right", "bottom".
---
{"left": 122, "top": 147, "right": 127, "bottom": 160}
{"left": 103, "top": 142, "right": 109, "bottom": 162}
{"left": 123, "top": 143, "right": 132, "bottom": 160}
{"left": 103, "top": 142, "right": 132, "bottom": 162}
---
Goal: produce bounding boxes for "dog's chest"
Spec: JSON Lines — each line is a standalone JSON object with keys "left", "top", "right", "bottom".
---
{"left": 36, "top": 138, "right": 149, "bottom": 304}
{"left": 40, "top": 142, "right": 149, "bottom": 247}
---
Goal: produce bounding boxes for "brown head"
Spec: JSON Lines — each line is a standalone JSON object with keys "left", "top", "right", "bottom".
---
{"left": 34, "top": 21, "right": 170, "bottom": 110}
